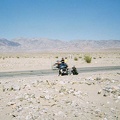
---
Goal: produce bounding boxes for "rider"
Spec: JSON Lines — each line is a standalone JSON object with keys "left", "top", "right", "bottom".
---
{"left": 71, "top": 66, "right": 78, "bottom": 75}
{"left": 64, "top": 57, "right": 68, "bottom": 63}
{"left": 59, "top": 59, "right": 68, "bottom": 69}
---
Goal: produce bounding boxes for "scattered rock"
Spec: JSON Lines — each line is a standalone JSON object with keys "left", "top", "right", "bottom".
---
{"left": 0, "top": 74, "right": 120, "bottom": 120}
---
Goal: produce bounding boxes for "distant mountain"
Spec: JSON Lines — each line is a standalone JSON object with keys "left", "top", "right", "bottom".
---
{"left": 0, "top": 38, "right": 21, "bottom": 52}
{"left": 70, "top": 40, "right": 120, "bottom": 51}
{"left": 0, "top": 38, "right": 20, "bottom": 47}
{"left": 0, "top": 38, "right": 120, "bottom": 52}
{"left": 12, "top": 38, "right": 67, "bottom": 51}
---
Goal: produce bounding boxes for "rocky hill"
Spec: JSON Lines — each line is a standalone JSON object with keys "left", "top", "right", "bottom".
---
{"left": 0, "top": 38, "right": 120, "bottom": 52}
{"left": 70, "top": 40, "right": 120, "bottom": 51}
{"left": 0, "top": 38, "right": 20, "bottom": 47}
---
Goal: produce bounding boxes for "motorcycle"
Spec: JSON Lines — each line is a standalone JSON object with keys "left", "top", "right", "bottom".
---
{"left": 59, "top": 66, "right": 69, "bottom": 76}
{"left": 52, "top": 60, "right": 60, "bottom": 70}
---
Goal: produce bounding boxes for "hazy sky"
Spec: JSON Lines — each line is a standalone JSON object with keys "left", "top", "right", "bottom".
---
{"left": 0, "top": 0, "right": 120, "bottom": 40}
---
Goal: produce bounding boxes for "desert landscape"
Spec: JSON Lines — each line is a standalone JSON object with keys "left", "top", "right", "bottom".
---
{"left": 1, "top": 0, "right": 120, "bottom": 119}
{"left": 0, "top": 51, "right": 120, "bottom": 120}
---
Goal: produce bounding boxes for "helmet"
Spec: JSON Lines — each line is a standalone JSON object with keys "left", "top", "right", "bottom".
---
{"left": 61, "top": 60, "right": 64, "bottom": 63}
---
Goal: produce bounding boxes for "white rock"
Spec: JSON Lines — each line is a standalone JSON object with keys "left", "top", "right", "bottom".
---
{"left": 118, "top": 96, "right": 120, "bottom": 99}
{"left": 11, "top": 85, "right": 21, "bottom": 91}
{"left": 45, "top": 95, "right": 51, "bottom": 100}
{"left": 73, "top": 91, "right": 82, "bottom": 97}
{"left": 7, "top": 102, "right": 16, "bottom": 106}
{"left": 86, "top": 77, "right": 94, "bottom": 81}
{"left": 59, "top": 81, "right": 66, "bottom": 85}
{"left": 103, "top": 118, "right": 108, "bottom": 120}
{"left": 107, "top": 101, "right": 110, "bottom": 104}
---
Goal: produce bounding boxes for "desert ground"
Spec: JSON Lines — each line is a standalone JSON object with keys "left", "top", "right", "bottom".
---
{"left": 0, "top": 51, "right": 120, "bottom": 120}
{"left": 0, "top": 51, "right": 120, "bottom": 72}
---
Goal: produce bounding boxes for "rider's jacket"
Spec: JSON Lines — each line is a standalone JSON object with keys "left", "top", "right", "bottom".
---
{"left": 59, "top": 63, "right": 68, "bottom": 69}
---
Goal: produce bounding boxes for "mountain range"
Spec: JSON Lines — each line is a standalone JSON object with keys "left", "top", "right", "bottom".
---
{"left": 0, "top": 38, "right": 120, "bottom": 52}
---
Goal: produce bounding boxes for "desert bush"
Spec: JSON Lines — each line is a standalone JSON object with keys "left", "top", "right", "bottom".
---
{"left": 84, "top": 55, "right": 92, "bottom": 63}
{"left": 55, "top": 56, "right": 58, "bottom": 58}
{"left": 74, "top": 57, "right": 78, "bottom": 61}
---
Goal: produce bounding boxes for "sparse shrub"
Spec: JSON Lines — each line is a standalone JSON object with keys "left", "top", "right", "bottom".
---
{"left": 17, "top": 56, "right": 19, "bottom": 59}
{"left": 79, "top": 56, "right": 82, "bottom": 58}
{"left": 55, "top": 56, "right": 58, "bottom": 58}
{"left": 74, "top": 57, "right": 78, "bottom": 61}
{"left": 84, "top": 55, "right": 92, "bottom": 63}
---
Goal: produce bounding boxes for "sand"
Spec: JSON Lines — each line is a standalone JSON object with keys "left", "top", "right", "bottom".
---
{"left": 0, "top": 51, "right": 120, "bottom": 120}
{"left": 0, "top": 51, "right": 119, "bottom": 72}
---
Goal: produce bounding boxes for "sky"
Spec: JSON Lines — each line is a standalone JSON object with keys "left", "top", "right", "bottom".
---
{"left": 0, "top": 0, "right": 120, "bottom": 41}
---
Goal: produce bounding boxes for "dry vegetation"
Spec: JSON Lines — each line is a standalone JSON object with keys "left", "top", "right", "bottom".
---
{"left": 0, "top": 51, "right": 119, "bottom": 72}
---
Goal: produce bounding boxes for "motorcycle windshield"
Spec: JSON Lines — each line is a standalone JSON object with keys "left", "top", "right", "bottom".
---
{"left": 60, "top": 65, "right": 66, "bottom": 69}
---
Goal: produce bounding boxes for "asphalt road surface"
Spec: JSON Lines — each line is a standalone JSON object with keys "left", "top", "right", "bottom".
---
{"left": 0, "top": 66, "right": 120, "bottom": 78}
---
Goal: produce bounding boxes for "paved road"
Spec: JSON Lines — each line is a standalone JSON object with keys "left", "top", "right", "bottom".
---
{"left": 0, "top": 66, "right": 120, "bottom": 78}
